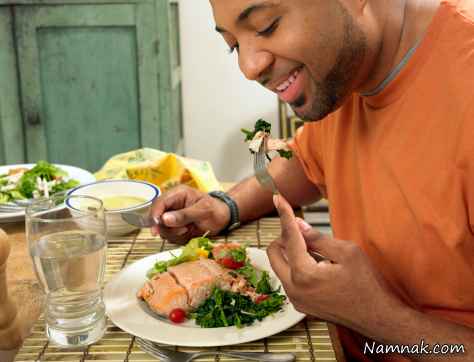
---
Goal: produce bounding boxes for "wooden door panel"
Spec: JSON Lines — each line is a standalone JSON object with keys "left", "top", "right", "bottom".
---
{"left": 37, "top": 26, "right": 140, "bottom": 171}
{"left": 15, "top": 2, "right": 160, "bottom": 171}
{"left": 156, "top": 0, "right": 182, "bottom": 153}
{"left": 0, "top": 7, "right": 25, "bottom": 164}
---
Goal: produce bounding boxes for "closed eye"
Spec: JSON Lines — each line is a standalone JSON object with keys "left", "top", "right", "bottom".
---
{"left": 257, "top": 17, "right": 281, "bottom": 37}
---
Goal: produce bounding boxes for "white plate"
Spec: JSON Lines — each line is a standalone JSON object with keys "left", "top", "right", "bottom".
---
{"left": 0, "top": 163, "right": 96, "bottom": 223}
{"left": 104, "top": 248, "right": 305, "bottom": 347}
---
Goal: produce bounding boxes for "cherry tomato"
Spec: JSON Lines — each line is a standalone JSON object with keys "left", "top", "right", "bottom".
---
{"left": 255, "top": 294, "right": 269, "bottom": 304}
{"left": 169, "top": 308, "right": 186, "bottom": 323}
{"left": 218, "top": 256, "right": 245, "bottom": 270}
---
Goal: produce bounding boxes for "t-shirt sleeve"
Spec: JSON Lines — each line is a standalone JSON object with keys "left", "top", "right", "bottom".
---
{"left": 287, "top": 122, "right": 327, "bottom": 197}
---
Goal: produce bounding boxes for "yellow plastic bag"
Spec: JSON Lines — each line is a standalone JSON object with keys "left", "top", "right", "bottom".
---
{"left": 94, "top": 148, "right": 222, "bottom": 193}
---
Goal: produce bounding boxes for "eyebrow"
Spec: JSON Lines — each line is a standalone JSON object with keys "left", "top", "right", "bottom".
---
{"left": 215, "top": 1, "right": 276, "bottom": 34}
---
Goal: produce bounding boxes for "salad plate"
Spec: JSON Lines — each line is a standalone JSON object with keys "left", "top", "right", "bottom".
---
{"left": 0, "top": 163, "right": 95, "bottom": 223}
{"left": 104, "top": 247, "right": 305, "bottom": 347}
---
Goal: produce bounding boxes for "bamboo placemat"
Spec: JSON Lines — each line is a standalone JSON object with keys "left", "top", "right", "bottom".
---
{"left": 14, "top": 217, "right": 344, "bottom": 362}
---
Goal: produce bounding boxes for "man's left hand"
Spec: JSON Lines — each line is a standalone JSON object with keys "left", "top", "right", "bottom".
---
{"left": 267, "top": 195, "right": 404, "bottom": 336}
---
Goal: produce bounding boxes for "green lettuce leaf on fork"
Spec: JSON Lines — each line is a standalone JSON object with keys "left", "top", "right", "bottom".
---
{"left": 241, "top": 119, "right": 293, "bottom": 160}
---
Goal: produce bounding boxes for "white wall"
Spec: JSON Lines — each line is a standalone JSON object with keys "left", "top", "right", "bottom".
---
{"left": 179, "top": 0, "right": 279, "bottom": 182}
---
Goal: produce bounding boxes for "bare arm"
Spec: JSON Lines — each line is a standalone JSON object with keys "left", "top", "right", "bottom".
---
{"left": 150, "top": 154, "right": 321, "bottom": 243}
{"left": 228, "top": 155, "right": 322, "bottom": 224}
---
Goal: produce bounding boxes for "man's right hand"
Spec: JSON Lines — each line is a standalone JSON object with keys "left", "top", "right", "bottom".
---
{"left": 149, "top": 185, "right": 231, "bottom": 244}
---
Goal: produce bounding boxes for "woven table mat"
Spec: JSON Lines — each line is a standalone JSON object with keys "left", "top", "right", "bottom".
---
{"left": 15, "top": 218, "right": 341, "bottom": 362}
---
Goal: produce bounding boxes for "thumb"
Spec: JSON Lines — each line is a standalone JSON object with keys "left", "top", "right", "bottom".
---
{"left": 162, "top": 198, "right": 212, "bottom": 227}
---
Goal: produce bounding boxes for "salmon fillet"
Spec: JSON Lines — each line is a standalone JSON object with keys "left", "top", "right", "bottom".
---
{"left": 198, "top": 259, "right": 258, "bottom": 300}
{"left": 137, "top": 272, "right": 189, "bottom": 316}
{"left": 138, "top": 245, "right": 261, "bottom": 316}
{"left": 168, "top": 261, "right": 217, "bottom": 308}
{"left": 197, "top": 258, "right": 227, "bottom": 277}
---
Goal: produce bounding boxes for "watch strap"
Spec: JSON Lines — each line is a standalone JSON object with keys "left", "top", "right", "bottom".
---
{"left": 208, "top": 191, "right": 240, "bottom": 234}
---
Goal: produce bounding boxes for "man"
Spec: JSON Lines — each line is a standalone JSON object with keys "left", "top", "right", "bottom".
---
{"left": 151, "top": 0, "right": 474, "bottom": 360}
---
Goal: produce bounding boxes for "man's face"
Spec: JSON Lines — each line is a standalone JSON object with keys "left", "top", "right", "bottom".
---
{"left": 210, "top": 0, "right": 368, "bottom": 121}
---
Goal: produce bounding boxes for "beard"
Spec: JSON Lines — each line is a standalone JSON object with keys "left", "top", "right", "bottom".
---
{"left": 292, "top": 5, "right": 367, "bottom": 122}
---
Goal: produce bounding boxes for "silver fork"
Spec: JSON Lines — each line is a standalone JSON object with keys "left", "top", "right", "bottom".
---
{"left": 135, "top": 337, "right": 296, "bottom": 362}
{"left": 253, "top": 141, "right": 329, "bottom": 263}
{"left": 0, "top": 204, "right": 25, "bottom": 213}
{"left": 253, "top": 141, "right": 279, "bottom": 195}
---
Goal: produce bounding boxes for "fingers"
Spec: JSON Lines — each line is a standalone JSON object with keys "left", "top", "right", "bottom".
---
{"left": 266, "top": 241, "right": 291, "bottom": 286}
{"left": 152, "top": 223, "right": 188, "bottom": 239}
{"left": 149, "top": 187, "right": 211, "bottom": 239}
{"left": 295, "top": 217, "right": 349, "bottom": 263}
{"left": 152, "top": 224, "right": 201, "bottom": 245}
{"left": 150, "top": 189, "right": 190, "bottom": 222}
{"left": 160, "top": 226, "right": 192, "bottom": 244}
{"left": 273, "top": 195, "right": 316, "bottom": 270}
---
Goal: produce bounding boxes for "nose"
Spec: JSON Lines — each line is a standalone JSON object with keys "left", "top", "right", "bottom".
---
{"left": 238, "top": 45, "right": 274, "bottom": 83}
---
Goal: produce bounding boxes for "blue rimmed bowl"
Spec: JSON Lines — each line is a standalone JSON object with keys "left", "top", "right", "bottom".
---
{"left": 67, "top": 180, "right": 160, "bottom": 236}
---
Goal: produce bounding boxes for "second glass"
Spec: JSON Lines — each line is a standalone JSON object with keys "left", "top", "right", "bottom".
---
{"left": 26, "top": 195, "right": 107, "bottom": 348}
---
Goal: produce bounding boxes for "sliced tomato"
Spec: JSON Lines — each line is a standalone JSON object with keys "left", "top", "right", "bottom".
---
{"left": 255, "top": 294, "right": 269, "bottom": 304}
{"left": 169, "top": 308, "right": 186, "bottom": 323}
{"left": 217, "top": 256, "right": 245, "bottom": 270}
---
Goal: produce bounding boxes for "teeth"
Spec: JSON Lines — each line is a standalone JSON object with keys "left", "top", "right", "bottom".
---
{"left": 276, "top": 68, "right": 300, "bottom": 92}
{"left": 277, "top": 80, "right": 290, "bottom": 92}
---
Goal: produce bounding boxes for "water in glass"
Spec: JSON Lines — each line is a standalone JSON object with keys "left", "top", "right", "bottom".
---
{"left": 27, "top": 195, "right": 107, "bottom": 347}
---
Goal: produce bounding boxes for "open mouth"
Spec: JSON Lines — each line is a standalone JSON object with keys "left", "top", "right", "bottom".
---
{"left": 275, "top": 66, "right": 304, "bottom": 103}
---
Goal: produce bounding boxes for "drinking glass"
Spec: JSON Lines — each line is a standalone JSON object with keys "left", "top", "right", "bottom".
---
{"left": 26, "top": 194, "right": 107, "bottom": 347}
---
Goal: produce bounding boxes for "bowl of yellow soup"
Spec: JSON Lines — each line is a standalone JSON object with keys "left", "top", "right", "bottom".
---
{"left": 66, "top": 180, "right": 160, "bottom": 236}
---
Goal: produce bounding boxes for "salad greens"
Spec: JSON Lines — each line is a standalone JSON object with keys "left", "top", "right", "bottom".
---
{"left": 191, "top": 287, "right": 286, "bottom": 328}
{"left": 276, "top": 149, "right": 293, "bottom": 160}
{"left": 235, "top": 262, "right": 273, "bottom": 294}
{"left": 256, "top": 270, "right": 273, "bottom": 294}
{"left": 241, "top": 119, "right": 272, "bottom": 142}
{"left": 147, "top": 236, "right": 215, "bottom": 278}
{"left": 192, "top": 256, "right": 285, "bottom": 329}
{"left": 229, "top": 246, "right": 247, "bottom": 263}
{"left": 241, "top": 119, "right": 293, "bottom": 160}
{"left": 0, "top": 161, "right": 79, "bottom": 203}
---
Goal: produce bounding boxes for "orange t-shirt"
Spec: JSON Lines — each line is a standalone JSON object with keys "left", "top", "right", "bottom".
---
{"left": 290, "top": 0, "right": 474, "bottom": 360}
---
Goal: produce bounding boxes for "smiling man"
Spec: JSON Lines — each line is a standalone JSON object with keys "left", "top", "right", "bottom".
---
{"left": 151, "top": 0, "right": 474, "bottom": 360}
{"left": 213, "top": 0, "right": 370, "bottom": 121}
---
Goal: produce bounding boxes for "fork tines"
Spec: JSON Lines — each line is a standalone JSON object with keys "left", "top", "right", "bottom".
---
{"left": 135, "top": 337, "right": 175, "bottom": 360}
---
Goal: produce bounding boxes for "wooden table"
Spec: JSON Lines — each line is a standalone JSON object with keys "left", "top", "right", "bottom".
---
{"left": 4, "top": 214, "right": 346, "bottom": 361}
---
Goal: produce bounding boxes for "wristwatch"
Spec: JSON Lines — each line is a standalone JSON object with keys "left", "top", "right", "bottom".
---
{"left": 208, "top": 191, "right": 241, "bottom": 233}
